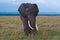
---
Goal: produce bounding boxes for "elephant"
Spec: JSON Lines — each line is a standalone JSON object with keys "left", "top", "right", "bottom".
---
{"left": 18, "top": 3, "right": 39, "bottom": 35}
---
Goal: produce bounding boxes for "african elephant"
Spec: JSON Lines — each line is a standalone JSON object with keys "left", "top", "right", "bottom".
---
{"left": 18, "top": 3, "right": 39, "bottom": 35}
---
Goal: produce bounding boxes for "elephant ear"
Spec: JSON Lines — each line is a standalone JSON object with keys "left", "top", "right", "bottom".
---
{"left": 33, "top": 4, "right": 39, "bottom": 16}
{"left": 33, "top": 4, "right": 39, "bottom": 12}
{"left": 18, "top": 3, "right": 24, "bottom": 11}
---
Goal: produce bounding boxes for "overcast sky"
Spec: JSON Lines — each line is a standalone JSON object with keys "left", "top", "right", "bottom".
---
{"left": 0, "top": 0, "right": 60, "bottom": 12}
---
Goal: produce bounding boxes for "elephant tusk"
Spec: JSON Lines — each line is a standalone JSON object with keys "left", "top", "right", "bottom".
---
{"left": 36, "top": 24, "right": 38, "bottom": 31}
{"left": 28, "top": 20, "right": 38, "bottom": 31}
{"left": 28, "top": 20, "right": 34, "bottom": 30}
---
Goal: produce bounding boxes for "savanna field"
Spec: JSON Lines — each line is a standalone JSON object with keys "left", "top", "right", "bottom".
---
{"left": 0, "top": 16, "right": 60, "bottom": 40}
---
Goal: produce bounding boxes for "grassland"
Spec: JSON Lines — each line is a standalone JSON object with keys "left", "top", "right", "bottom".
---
{"left": 0, "top": 16, "right": 60, "bottom": 40}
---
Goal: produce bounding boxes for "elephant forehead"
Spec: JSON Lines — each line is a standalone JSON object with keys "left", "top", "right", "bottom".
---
{"left": 26, "top": 8, "right": 29, "bottom": 11}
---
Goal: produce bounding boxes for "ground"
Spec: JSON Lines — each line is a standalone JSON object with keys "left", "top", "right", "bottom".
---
{"left": 0, "top": 16, "right": 60, "bottom": 40}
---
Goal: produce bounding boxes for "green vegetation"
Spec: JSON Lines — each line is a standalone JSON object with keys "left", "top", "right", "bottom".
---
{"left": 0, "top": 16, "right": 60, "bottom": 40}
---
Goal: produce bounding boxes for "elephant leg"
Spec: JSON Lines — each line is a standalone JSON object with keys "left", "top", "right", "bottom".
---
{"left": 28, "top": 15, "right": 37, "bottom": 35}
{"left": 20, "top": 15, "right": 31, "bottom": 35}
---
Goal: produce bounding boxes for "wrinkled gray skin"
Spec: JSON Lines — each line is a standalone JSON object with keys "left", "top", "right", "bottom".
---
{"left": 18, "top": 3, "right": 39, "bottom": 35}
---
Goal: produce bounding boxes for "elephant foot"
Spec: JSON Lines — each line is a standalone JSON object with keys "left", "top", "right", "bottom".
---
{"left": 31, "top": 29, "right": 37, "bottom": 35}
{"left": 24, "top": 29, "right": 37, "bottom": 36}
{"left": 24, "top": 29, "right": 31, "bottom": 36}
{"left": 24, "top": 31, "right": 29, "bottom": 36}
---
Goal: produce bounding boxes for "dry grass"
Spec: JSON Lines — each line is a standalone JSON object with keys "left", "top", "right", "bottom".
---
{"left": 36, "top": 16, "right": 60, "bottom": 31}
{"left": 0, "top": 16, "right": 60, "bottom": 40}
